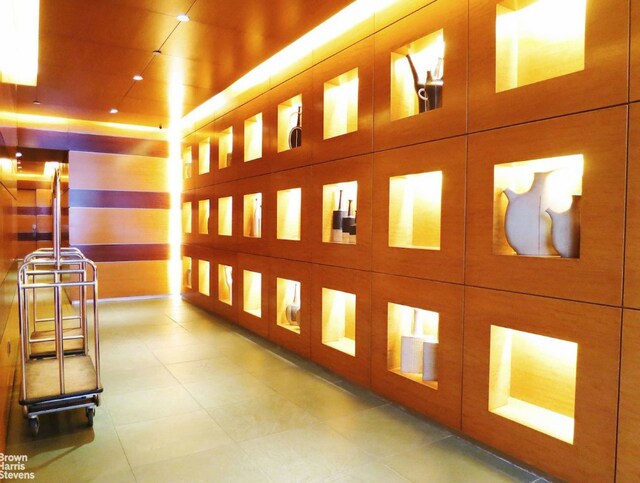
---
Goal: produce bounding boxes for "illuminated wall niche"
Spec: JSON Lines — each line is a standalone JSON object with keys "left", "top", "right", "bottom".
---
{"left": 182, "top": 256, "right": 192, "bottom": 289}
{"left": 323, "top": 68, "right": 359, "bottom": 139}
{"left": 390, "top": 29, "right": 444, "bottom": 121}
{"left": 244, "top": 113, "right": 263, "bottom": 161}
{"left": 182, "top": 202, "right": 192, "bottom": 233}
{"left": 493, "top": 155, "right": 583, "bottom": 257}
{"left": 198, "top": 199, "right": 210, "bottom": 235}
{"left": 218, "top": 127, "right": 233, "bottom": 169}
{"left": 218, "top": 196, "right": 233, "bottom": 236}
{"left": 321, "top": 288, "right": 356, "bottom": 356}
{"left": 183, "top": 146, "right": 192, "bottom": 179}
{"left": 276, "top": 277, "right": 301, "bottom": 333}
{"left": 199, "top": 138, "right": 211, "bottom": 174}
{"left": 496, "top": 0, "right": 586, "bottom": 93}
{"left": 387, "top": 302, "right": 439, "bottom": 389}
{"left": 389, "top": 170, "right": 442, "bottom": 250}
{"left": 218, "top": 264, "right": 232, "bottom": 305}
{"left": 198, "top": 260, "right": 210, "bottom": 296}
{"left": 277, "top": 94, "right": 302, "bottom": 152}
{"left": 243, "top": 270, "right": 262, "bottom": 317}
{"left": 489, "top": 325, "right": 577, "bottom": 444}
{"left": 243, "top": 193, "right": 262, "bottom": 238}
{"left": 322, "top": 181, "right": 357, "bottom": 244}
{"left": 276, "top": 188, "right": 301, "bottom": 241}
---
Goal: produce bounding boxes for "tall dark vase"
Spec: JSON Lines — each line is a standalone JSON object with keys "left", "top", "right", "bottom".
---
{"left": 288, "top": 106, "right": 302, "bottom": 149}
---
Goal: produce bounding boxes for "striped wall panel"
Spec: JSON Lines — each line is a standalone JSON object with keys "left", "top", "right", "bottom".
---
{"left": 69, "top": 151, "right": 170, "bottom": 298}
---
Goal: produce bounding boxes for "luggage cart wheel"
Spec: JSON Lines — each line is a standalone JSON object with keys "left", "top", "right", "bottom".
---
{"left": 28, "top": 417, "right": 39, "bottom": 436}
{"left": 86, "top": 406, "right": 95, "bottom": 427}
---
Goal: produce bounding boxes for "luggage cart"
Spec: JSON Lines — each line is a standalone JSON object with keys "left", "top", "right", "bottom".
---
{"left": 17, "top": 167, "right": 102, "bottom": 436}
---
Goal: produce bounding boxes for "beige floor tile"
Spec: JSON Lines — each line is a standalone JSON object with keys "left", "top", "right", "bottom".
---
{"left": 258, "top": 365, "right": 337, "bottom": 396}
{"left": 99, "top": 343, "right": 162, "bottom": 371}
{"left": 183, "top": 373, "right": 277, "bottom": 409}
{"left": 383, "top": 436, "right": 539, "bottom": 483}
{"left": 152, "top": 341, "right": 229, "bottom": 365}
{"left": 239, "top": 423, "right": 373, "bottom": 481}
{"left": 326, "top": 405, "right": 449, "bottom": 458}
{"left": 165, "top": 355, "right": 246, "bottom": 384}
{"left": 106, "top": 385, "right": 201, "bottom": 426}
{"left": 100, "top": 364, "right": 180, "bottom": 396}
{"left": 132, "top": 444, "right": 270, "bottom": 483}
{"left": 116, "top": 409, "right": 233, "bottom": 467}
{"left": 222, "top": 344, "right": 299, "bottom": 376}
{"left": 327, "top": 462, "right": 411, "bottom": 482}
{"left": 206, "top": 392, "right": 319, "bottom": 442}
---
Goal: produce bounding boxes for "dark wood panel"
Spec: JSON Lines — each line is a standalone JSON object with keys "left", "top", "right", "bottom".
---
{"left": 73, "top": 243, "right": 170, "bottom": 262}
{"left": 18, "top": 232, "right": 52, "bottom": 241}
{"left": 69, "top": 189, "right": 170, "bottom": 209}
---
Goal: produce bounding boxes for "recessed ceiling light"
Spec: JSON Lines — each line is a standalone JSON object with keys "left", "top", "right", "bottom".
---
{"left": 152, "top": 49, "right": 162, "bottom": 55}
{"left": 177, "top": 14, "right": 189, "bottom": 22}
{"left": 110, "top": 108, "right": 118, "bottom": 114}
{"left": 16, "top": 152, "right": 22, "bottom": 158}
{"left": 32, "top": 99, "right": 40, "bottom": 105}
{"left": 133, "top": 74, "right": 143, "bottom": 81}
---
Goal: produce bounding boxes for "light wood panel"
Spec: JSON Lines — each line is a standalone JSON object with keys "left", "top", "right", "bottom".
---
{"left": 69, "top": 151, "right": 169, "bottom": 192}
{"left": 70, "top": 207, "right": 170, "bottom": 245}
{"left": 625, "top": 104, "right": 640, "bottom": 308}
{"left": 372, "top": 136, "right": 465, "bottom": 283}
{"left": 311, "top": 155, "right": 372, "bottom": 271}
{"left": 373, "top": 0, "right": 467, "bottom": 150}
{"left": 311, "top": 37, "right": 374, "bottom": 163}
{"left": 268, "top": 258, "right": 312, "bottom": 358}
{"left": 96, "top": 260, "right": 170, "bottom": 299}
{"left": 311, "top": 264, "right": 371, "bottom": 387}
{"left": 371, "top": 273, "right": 463, "bottom": 429}
{"left": 468, "top": 0, "right": 628, "bottom": 131}
{"left": 633, "top": 0, "right": 640, "bottom": 101}
{"left": 462, "top": 287, "right": 620, "bottom": 482}
{"left": 466, "top": 107, "right": 627, "bottom": 306}
{"left": 618, "top": 309, "right": 640, "bottom": 482}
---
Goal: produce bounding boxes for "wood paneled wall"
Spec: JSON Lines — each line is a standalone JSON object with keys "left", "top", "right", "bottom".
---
{"left": 180, "top": 0, "right": 638, "bottom": 481}
{"left": 69, "top": 151, "right": 171, "bottom": 299}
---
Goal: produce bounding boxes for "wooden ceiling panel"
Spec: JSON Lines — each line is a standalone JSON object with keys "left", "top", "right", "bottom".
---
{"left": 15, "top": 0, "right": 356, "bottom": 130}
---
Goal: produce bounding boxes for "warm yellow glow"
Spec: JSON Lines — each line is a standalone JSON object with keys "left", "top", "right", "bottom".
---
{"left": 390, "top": 30, "right": 444, "bottom": 120}
{"left": 389, "top": 170, "right": 442, "bottom": 250}
{"left": 43, "top": 161, "right": 60, "bottom": 178}
{"left": 0, "top": 111, "right": 165, "bottom": 138}
{"left": 181, "top": 0, "right": 399, "bottom": 130}
{"left": 182, "top": 257, "right": 192, "bottom": 289}
{"left": 489, "top": 325, "right": 577, "bottom": 444}
{"left": 276, "top": 277, "right": 301, "bottom": 333}
{"left": 243, "top": 193, "right": 262, "bottom": 238}
{"left": 387, "top": 302, "right": 439, "bottom": 389}
{"left": 181, "top": 202, "right": 192, "bottom": 234}
{"left": 496, "top": 0, "right": 586, "bottom": 92}
{"left": 0, "top": 0, "right": 39, "bottom": 85}
{"left": 244, "top": 113, "right": 263, "bottom": 161}
{"left": 277, "top": 95, "right": 302, "bottom": 152}
{"left": 323, "top": 68, "right": 359, "bottom": 139}
{"left": 322, "top": 288, "right": 356, "bottom": 356}
{"left": 218, "top": 264, "right": 232, "bottom": 305}
{"left": 218, "top": 127, "right": 233, "bottom": 169}
{"left": 322, "top": 181, "right": 357, "bottom": 243}
{"left": 243, "top": 270, "right": 262, "bottom": 317}
{"left": 198, "top": 199, "right": 209, "bottom": 235}
{"left": 277, "top": 188, "right": 301, "bottom": 241}
{"left": 182, "top": 146, "right": 192, "bottom": 179}
{"left": 198, "top": 138, "right": 210, "bottom": 175}
{"left": 198, "top": 260, "right": 210, "bottom": 296}
{"left": 494, "top": 154, "right": 584, "bottom": 214}
{"left": 218, "top": 196, "right": 233, "bottom": 236}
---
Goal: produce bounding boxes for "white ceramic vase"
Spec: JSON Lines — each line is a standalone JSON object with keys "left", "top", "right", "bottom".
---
{"left": 251, "top": 198, "right": 262, "bottom": 238}
{"left": 285, "top": 281, "right": 301, "bottom": 325}
{"left": 546, "top": 195, "right": 581, "bottom": 258}
{"left": 503, "top": 171, "right": 556, "bottom": 256}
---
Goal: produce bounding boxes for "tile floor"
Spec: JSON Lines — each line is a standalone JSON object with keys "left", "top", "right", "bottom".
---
{"left": 6, "top": 297, "right": 550, "bottom": 482}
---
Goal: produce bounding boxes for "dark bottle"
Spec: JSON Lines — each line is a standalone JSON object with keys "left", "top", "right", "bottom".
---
{"left": 405, "top": 54, "right": 428, "bottom": 113}
{"left": 425, "top": 71, "right": 443, "bottom": 110}
{"left": 288, "top": 106, "right": 302, "bottom": 149}
{"left": 341, "top": 199, "right": 356, "bottom": 243}
{"left": 331, "top": 189, "right": 346, "bottom": 243}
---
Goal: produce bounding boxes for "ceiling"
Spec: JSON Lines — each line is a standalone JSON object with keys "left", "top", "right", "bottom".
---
{"left": 16, "top": 0, "right": 353, "bottom": 129}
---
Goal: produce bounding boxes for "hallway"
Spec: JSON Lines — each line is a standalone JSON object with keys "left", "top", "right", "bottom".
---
{"left": 5, "top": 297, "right": 545, "bottom": 482}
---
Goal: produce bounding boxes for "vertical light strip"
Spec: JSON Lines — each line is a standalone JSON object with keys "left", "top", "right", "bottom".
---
{"left": 168, "top": 68, "right": 185, "bottom": 297}
{"left": 0, "top": 0, "right": 40, "bottom": 86}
